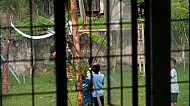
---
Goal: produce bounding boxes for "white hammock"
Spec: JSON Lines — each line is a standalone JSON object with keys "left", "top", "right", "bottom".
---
{"left": 11, "top": 21, "right": 72, "bottom": 39}
{"left": 11, "top": 22, "right": 55, "bottom": 39}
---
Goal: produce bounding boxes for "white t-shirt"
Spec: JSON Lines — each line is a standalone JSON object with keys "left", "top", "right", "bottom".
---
{"left": 170, "top": 68, "right": 179, "bottom": 93}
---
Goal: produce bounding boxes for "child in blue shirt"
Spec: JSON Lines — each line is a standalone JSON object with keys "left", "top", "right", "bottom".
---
{"left": 90, "top": 64, "right": 106, "bottom": 106}
{"left": 82, "top": 74, "right": 93, "bottom": 106}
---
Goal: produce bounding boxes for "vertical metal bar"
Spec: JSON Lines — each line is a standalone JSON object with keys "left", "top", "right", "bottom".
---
{"left": 0, "top": 20, "right": 2, "bottom": 106}
{"left": 144, "top": 0, "right": 151, "bottom": 106}
{"left": 106, "top": 0, "right": 111, "bottom": 104}
{"left": 188, "top": 8, "right": 190, "bottom": 104}
{"left": 54, "top": 0, "right": 67, "bottom": 106}
{"left": 89, "top": 0, "right": 92, "bottom": 69}
{"left": 29, "top": 0, "right": 35, "bottom": 105}
{"left": 145, "top": 0, "right": 171, "bottom": 106}
{"left": 0, "top": 63, "right": 1, "bottom": 105}
{"left": 131, "top": 0, "right": 138, "bottom": 105}
{"left": 88, "top": 0, "right": 93, "bottom": 104}
{"left": 132, "top": 20, "right": 138, "bottom": 106}
{"left": 119, "top": 0, "right": 123, "bottom": 106}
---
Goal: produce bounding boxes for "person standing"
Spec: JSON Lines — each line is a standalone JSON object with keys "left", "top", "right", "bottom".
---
{"left": 90, "top": 64, "right": 106, "bottom": 106}
{"left": 170, "top": 58, "right": 179, "bottom": 106}
{"left": 82, "top": 74, "right": 93, "bottom": 106}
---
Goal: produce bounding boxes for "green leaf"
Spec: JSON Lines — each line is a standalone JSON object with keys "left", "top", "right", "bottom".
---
{"left": 37, "top": 16, "right": 55, "bottom": 30}
{"left": 80, "top": 32, "right": 108, "bottom": 47}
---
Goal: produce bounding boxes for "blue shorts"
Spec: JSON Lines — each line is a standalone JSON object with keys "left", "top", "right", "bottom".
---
{"left": 171, "top": 93, "right": 178, "bottom": 103}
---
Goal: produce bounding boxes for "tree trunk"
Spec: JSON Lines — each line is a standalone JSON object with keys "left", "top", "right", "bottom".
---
{"left": 4, "top": 9, "right": 10, "bottom": 95}
{"left": 70, "top": 0, "right": 83, "bottom": 105}
{"left": 103, "top": 0, "right": 108, "bottom": 25}
{"left": 79, "top": 0, "right": 86, "bottom": 23}
{"left": 33, "top": 0, "right": 38, "bottom": 15}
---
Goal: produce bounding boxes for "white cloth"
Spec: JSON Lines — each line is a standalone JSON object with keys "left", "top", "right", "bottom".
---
{"left": 11, "top": 22, "right": 55, "bottom": 39}
{"left": 171, "top": 68, "right": 179, "bottom": 93}
{"left": 65, "top": 21, "right": 72, "bottom": 35}
{"left": 11, "top": 20, "right": 72, "bottom": 39}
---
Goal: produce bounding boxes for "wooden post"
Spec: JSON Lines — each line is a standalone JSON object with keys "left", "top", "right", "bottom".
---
{"left": 137, "top": 20, "right": 146, "bottom": 76}
{"left": 70, "top": 0, "right": 83, "bottom": 105}
{"left": 142, "top": 21, "right": 145, "bottom": 76}
{"left": 137, "top": 23, "right": 142, "bottom": 73}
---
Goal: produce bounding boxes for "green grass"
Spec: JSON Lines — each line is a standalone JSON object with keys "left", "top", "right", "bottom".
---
{"left": 2, "top": 66, "right": 189, "bottom": 106}
{"left": 103, "top": 66, "right": 189, "bottom": 106}
{"left": 2, "top": 74, "right": 57, "bottom": 106}
{"left": 104, "top": 69, "right": 146, "bottom": 106}
{"left": 176, "top": 66, "right": 189, "bottom": 106}
{"left": 77, "top": 15, "right": 132, "bottom": 30}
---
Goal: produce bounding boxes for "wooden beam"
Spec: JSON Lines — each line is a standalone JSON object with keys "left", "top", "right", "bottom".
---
{"left": 78, "top": 28, "right": 143, "bottom": 32}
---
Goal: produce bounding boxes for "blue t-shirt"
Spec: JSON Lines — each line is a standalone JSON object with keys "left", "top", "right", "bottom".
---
{"left": 88, "top": 73, "right": 106, "bottom": 97}
{"left": 83, "top": 79, "right": 93, "bottom": 103}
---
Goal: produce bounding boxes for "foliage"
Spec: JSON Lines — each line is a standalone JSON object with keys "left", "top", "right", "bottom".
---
{"left": 12, "top": 15, "right": 54, "bottom": 35}
{"left": 171, "top": 0, "right": 189, "bottom": 67}
{"left": 171, "top": 0, "right": 189, "bottom": 45}
{"left": 37, "top": 16, "right": 54, "bottom": 30}
{"left": 65, "top": 11, "right": 72, "bottom": 22}
{"left": 77, "top": 15, "right": 105, "bottom": 29}
{"left": 80, "top": 32, "right": 108, "bottom": 47}
{"left": 50, "top": 42, "right": 55, "bottom": 46}
{"left": 0, "top": 0, "right": 15, "bottom": 11}
{"left": 45, "top": 60, "right": 56, "bottom": 74}
{"left": 0, "top": 0, "right": 28, "bottom": 22}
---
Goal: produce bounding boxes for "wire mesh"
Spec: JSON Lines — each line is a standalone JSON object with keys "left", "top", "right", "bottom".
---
{"left": 0, "top": 0, "right": 189, "bottom": 106}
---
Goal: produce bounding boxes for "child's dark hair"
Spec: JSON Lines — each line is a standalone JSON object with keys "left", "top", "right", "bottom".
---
{"left": 88, "top": 57, "right": 94, "bottom": 66}
{"left": 92, "top": 64, "right": 100, "bottom": 74}
{"left": 88, "top": 57, "right": 97, "bottom": 67}
{"left": 171, "top": 58, "right": 177, "bottom": 66}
